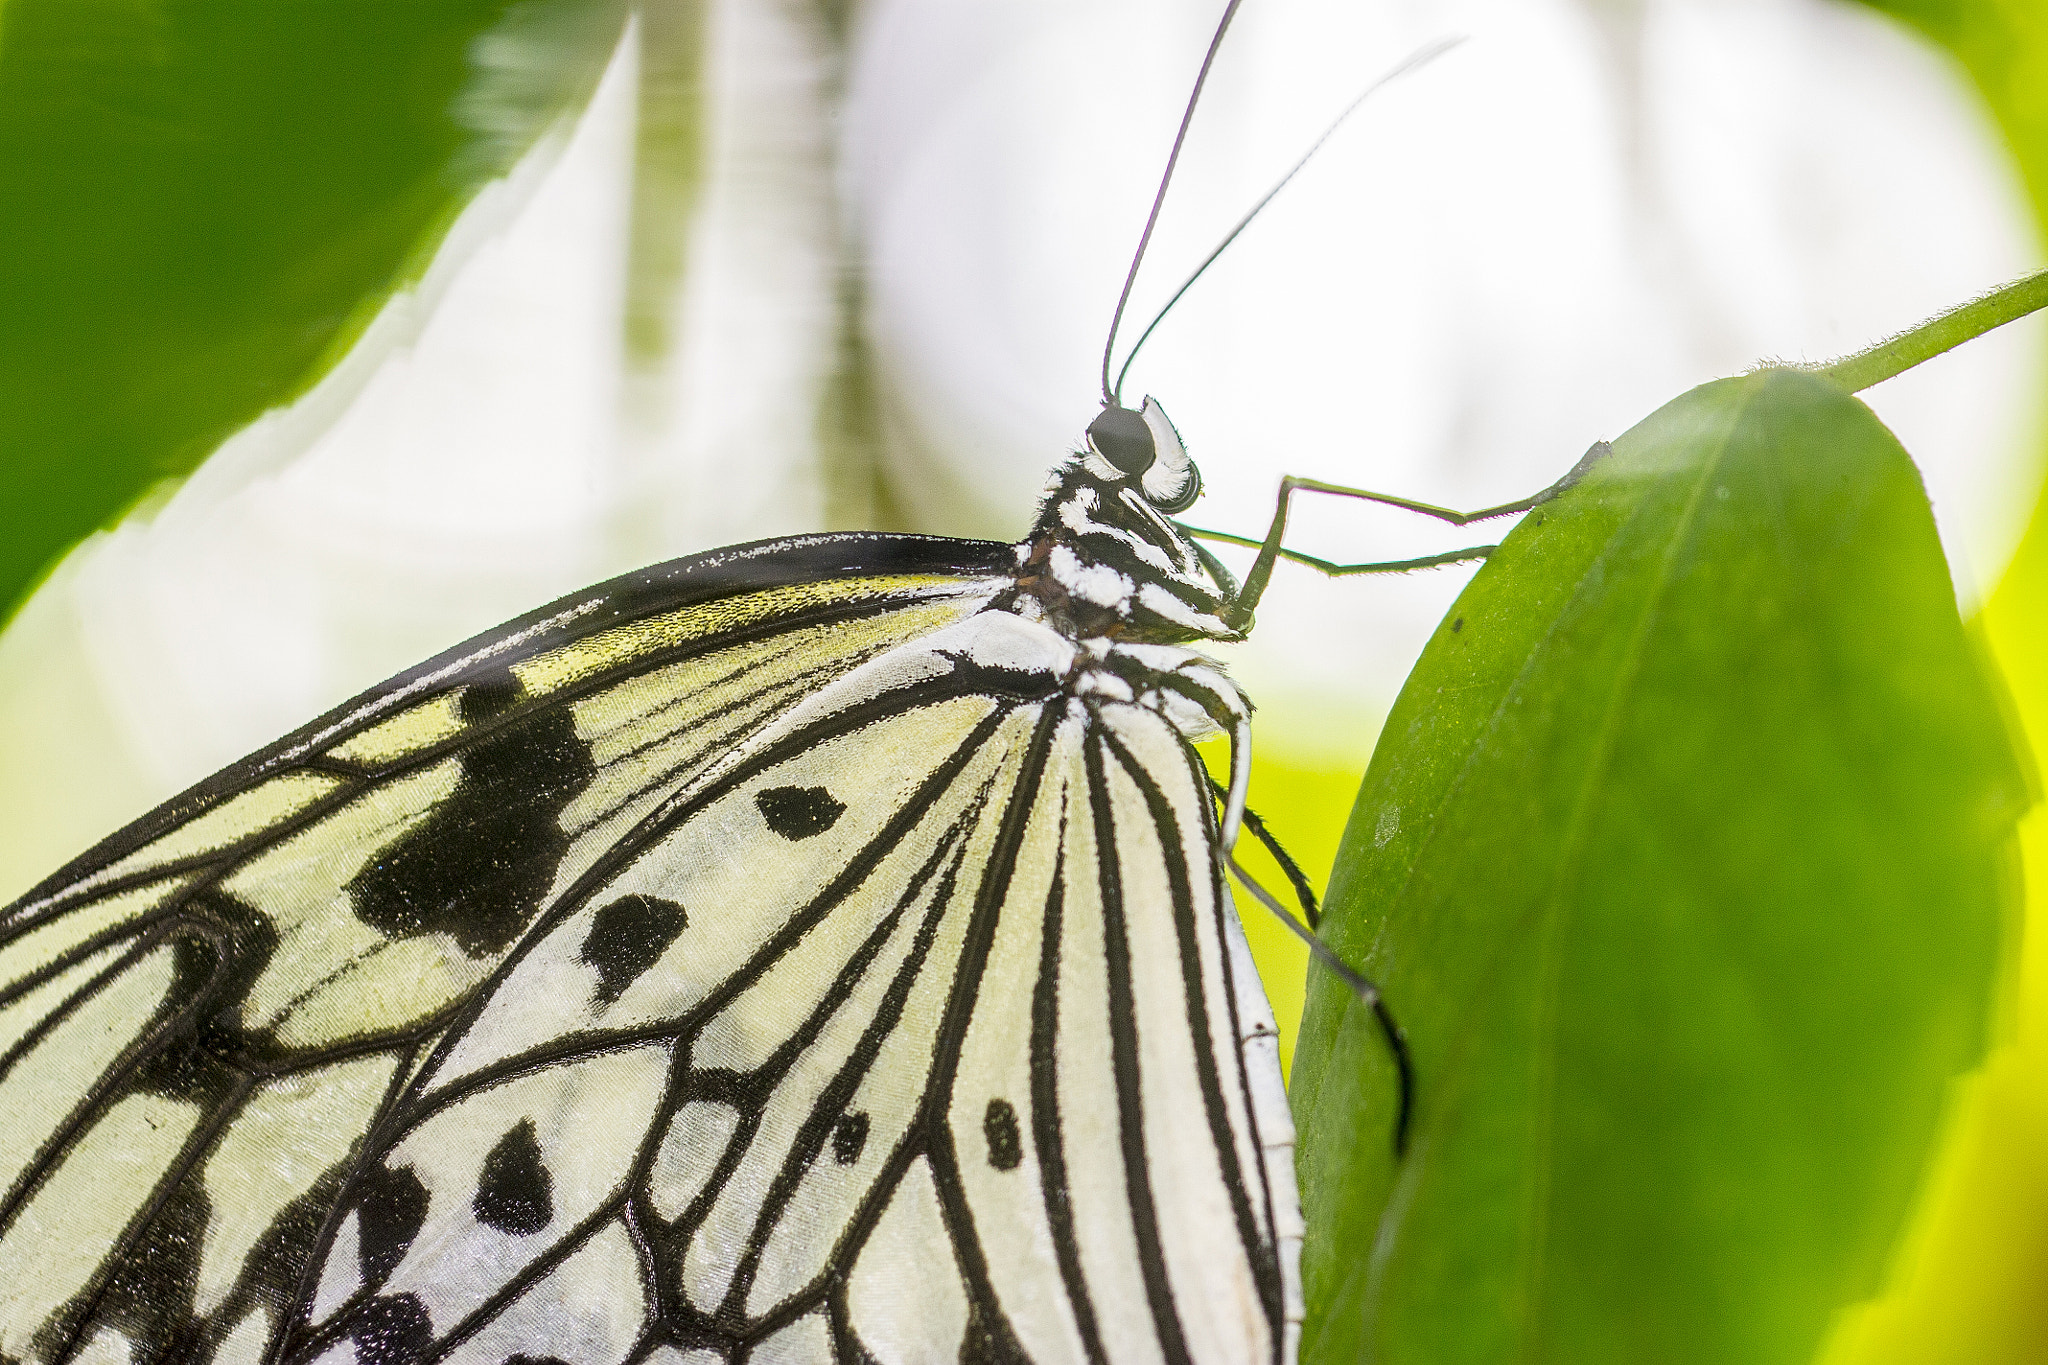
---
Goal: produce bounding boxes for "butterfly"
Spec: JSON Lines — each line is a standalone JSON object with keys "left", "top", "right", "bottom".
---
{"left": 0, "top": 389, "right": 1320, "bottom": 1364}
{"left": 0, "top": 3, "right": 1470, "bottom": 1361}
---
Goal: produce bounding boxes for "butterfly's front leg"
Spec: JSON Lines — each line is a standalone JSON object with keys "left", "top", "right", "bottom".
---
{"left": 1185, "top": 439, "right": 1612, "bottom": 630}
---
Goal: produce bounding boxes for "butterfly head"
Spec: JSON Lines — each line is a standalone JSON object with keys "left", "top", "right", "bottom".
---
{"left": 1008, "top": 397, "right": 1239, "bottom": 646}
{"left": 1082, "top": 398, "right": 1201, "bottom": 513}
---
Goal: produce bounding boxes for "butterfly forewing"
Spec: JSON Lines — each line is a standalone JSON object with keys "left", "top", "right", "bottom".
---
{"left": 0, "top": 537, "right": 1013, "bottom": 1365}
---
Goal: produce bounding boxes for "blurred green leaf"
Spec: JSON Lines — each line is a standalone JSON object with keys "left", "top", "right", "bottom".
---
{"left": 0, "top": 0, "right": 627, "bottom": 619}
{"left": 1292, "top": 369, "right": 2028, "bottom": 1365}
{"left": 1862, "top": 0, "right": 2048, "bottom": 205}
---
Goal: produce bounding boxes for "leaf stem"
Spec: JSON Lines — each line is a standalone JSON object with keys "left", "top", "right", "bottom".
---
{"left": 1807, "top": 267, "right": 2048, "bottom": 392}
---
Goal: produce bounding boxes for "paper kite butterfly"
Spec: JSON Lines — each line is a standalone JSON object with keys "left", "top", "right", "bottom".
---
{"left": 0, "top": 391, "right": 1319, "bottom": 1365}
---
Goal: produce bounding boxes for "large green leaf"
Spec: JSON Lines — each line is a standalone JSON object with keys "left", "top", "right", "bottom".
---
{"left": 0, "top": 0, "right": 627, "bottom": 619}
{"left": 1291, "top": 368, "right": 2029, "bottom": 1364}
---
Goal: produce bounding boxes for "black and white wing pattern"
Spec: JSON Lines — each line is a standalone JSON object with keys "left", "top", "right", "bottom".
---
{"left": 0, "top": 408, "right": 1301, "bottom": 1365}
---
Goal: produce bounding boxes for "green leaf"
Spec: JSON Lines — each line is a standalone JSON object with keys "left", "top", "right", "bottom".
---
{"left": 1291, "top": 368, "right": 2029, "bottom": 1365}
{"left": 0, "top": 0, "right": 627, "bottom": 619}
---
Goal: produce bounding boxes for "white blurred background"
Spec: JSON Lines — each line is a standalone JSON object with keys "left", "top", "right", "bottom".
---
{"left": 0, "top": 0, "right": 2040, "bottom": 900}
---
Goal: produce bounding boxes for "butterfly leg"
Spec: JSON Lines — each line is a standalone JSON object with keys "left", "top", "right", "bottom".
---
{"left": 1187, "top": 439, "right": 1610, "bottom": 628}
{"left": 1224, "top": 796, "right": 1416, "bottom": 1156}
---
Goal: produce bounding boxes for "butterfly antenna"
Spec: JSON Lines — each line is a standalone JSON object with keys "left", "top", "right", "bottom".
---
{"left": 1111, "top": 35, "right": 1466, "bottom": 402}
{"left": 1100, "top": 0, "right": 1247, "bottom": 407}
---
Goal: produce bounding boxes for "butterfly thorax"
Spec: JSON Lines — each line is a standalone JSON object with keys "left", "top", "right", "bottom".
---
{"left": 996, "top": 399, "right": 1237, "bottom": 647}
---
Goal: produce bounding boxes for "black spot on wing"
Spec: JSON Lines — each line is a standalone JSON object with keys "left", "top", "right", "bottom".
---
{"left": 348, "top": 676, "right": 595, "bottom": 958}
{"left": 831, "top": 1112, "right": 869, "bottom": 1166}
{"left": 42, "top": 897, "right": 307, "bottom": 1353}
{"left": 580, "top": 895, "right": 688, "bottom": 1004}
{"left": 40, "top": 1166, "right": 208, "bottom": 1364}
{"left": 207, "top": 1162, "right": 357, "bottom": 1347}
{"left": 756, "top": 785, "right": 846, "bottom": 841}
{"left": 349, "top": 1293, "right": 433, "bottom": 1365}
{"left": 124, "top": 891, "right": 283, "bottom": 1091}
{"left": 458, "top": 677, "right": 524, "bottom": 725}
{"left": 983, "top": 1099, "right": 1022, "bottom": 1172}
{"left": 505, "top": 1356, "right": 570, "bottom": 1365}
{"left": 474, "top": 1120, "right": 553, "bottom": 1236}
{"left": 357, "top": 1164, "right": 431, "bottom": 1286}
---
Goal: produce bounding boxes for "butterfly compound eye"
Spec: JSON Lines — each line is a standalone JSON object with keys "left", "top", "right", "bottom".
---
{"left": 1086, "top": 405, "right": 1157, "bottom": 476}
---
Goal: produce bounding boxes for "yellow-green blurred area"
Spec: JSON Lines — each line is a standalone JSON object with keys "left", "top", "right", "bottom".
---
{"left": 1824, "top": 543, "right": 2048, "bottom": 1360}
{"left": 1888, "top": 33, "right": 2048, "bottom": 1338}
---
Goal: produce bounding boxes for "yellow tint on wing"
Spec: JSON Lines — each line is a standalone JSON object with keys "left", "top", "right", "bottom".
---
{"left": 514, "top": 575, "right": 985, "bottom": 698}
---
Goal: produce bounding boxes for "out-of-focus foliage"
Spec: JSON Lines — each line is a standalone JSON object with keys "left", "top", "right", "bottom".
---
{"left": 1293, "top": 369, "right": 2029, "bottom": 1365}
{"left": 0, "top": 0, "right": 626, "bottom": 618}
{"left": 1870, "top": 0, "right": 2048, "bottom": 209}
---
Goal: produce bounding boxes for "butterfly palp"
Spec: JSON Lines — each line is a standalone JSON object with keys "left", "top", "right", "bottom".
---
{"left": 1136, "top": 397, "right": 1200, "bottom": 512}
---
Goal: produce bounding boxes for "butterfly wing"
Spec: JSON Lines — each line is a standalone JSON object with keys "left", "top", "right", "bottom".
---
{"left": 0, "top": 533, "right": 1013, "bottom": 1365}
{"left": 924, "top": 695, "right": 1297, "bottom": 1365}
{"left": 286, "top": 609, "right": 1296, "bottom": 1365}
